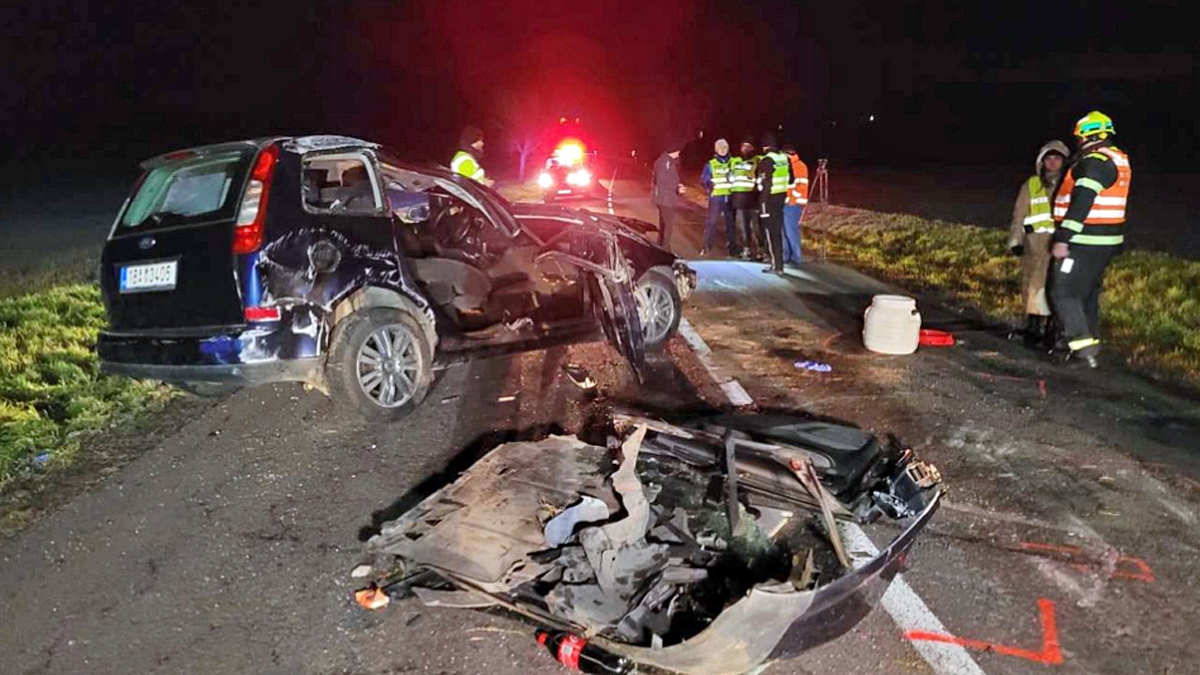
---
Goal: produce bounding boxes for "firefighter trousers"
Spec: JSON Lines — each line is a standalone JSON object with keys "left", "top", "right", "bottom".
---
{"left": 1049, "top": 244, "right": 1117, "bottom": 356}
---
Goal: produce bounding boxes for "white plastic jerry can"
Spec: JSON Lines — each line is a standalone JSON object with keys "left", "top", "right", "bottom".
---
{"left": 862, "top": 295, "right": 921, "bottom": 355}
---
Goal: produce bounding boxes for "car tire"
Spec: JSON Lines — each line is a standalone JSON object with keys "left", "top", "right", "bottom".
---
{"left": 325, "top": 308, "right": 433, "bottom": 422}
{"left": 633, "top": 271, "right": 682, "bottom": 350}
{"left": 175, "top": 381, "right": 242, "bottom": 397}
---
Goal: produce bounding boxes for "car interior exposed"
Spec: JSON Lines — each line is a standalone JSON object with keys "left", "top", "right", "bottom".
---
{"left": 377, "top": 164, "right": 564, "bottom": 332}
{"left": 302, "top": 156, "right": 382, "bottom": 214}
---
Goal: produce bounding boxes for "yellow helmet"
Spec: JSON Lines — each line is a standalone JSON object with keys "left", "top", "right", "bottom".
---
{"left": 1073, "top": 111, "right": 1115, "bottom": 139}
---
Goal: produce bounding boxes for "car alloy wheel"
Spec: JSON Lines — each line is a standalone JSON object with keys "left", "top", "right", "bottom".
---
{"left": 356, "top": 323, "right": 422, "bottom": 408}
{"left": 634, "top": 279, "right": 677, "bottom": 346}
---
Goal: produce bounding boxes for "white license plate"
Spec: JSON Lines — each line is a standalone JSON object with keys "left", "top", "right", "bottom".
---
{"left": 557, "top": 189, "right": 572, "bottom": 195}
{"left": 119, "top": 261, "right": 178, "bottom": 293}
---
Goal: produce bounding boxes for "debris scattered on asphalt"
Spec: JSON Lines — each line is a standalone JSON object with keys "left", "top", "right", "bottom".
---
{"left": 440, "top": 395, "right": 460, "bottom": 404}
{"left": 412, "top": 586, "right": 497, "bottom": 609}
{"left": 505, "top": 317, "right": 535, "bottom": 332}
{"left": 788, "top": 458, "right": 851, "bottom": 567}
{"left": 366, "top": 412, "right": 944, "bottom": 674}
{"left": 497, "top": 395, "right": 517, "bottom": 402}
{"left": 354, "top": 583, "right": 390, "bottom": 610}
{"left": 789, "top": 549, "right": 818, "bottom": 590}
{"left": 350, "top": 564, "right": 373, "bottom": 578}
{"left": 794, "top": 360, "right": 833, "bottom": 372}
{"left": 562, "top": 363, "right": 597, "bottom": 390}
{"left": 536, "top": 628, "right": 633, "bottom": 674}
{"left": 543, "top": 496, "right": 610, "bottom": 547}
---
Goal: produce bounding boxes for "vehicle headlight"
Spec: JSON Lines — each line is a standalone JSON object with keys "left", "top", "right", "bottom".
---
{"left": 537, "top": 172, "right": 554, "bottom": 189}
{"left": 567, "top": 169, "right": 591, "bottom": 186}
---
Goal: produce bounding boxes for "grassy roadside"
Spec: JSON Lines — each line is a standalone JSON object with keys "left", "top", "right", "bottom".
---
{"left": 801, "top": 205, "right": 1200, "bottom": 386}
{"left": 0, "top": 251, "right": 179, "bottom": 494}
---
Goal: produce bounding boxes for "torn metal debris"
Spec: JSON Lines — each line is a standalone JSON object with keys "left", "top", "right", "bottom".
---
{"left": 366, "top": 413, "right": 942, "bottom": 675}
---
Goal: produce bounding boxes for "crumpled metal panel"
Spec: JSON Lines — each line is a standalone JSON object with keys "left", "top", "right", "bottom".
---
{"left": 368, "top": 424, "right": 941, "bottom": 675}
{"left": 599, "top": 494, "right": 940, "bottom": 675}
{"left": 367, "top": 436, "right": 610, "bottom": 592}
{"left": 255, "top": 227, "right": 437, "bottom": 358}
{"left": 280, "top": 135, "right": 378, "bottom": 154}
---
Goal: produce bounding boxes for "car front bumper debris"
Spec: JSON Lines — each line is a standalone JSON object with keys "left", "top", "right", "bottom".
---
{"left": 363, "top": 412, "right": 942, "bottom": 675}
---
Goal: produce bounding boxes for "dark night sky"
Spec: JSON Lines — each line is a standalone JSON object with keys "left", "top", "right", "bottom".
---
{"left": 2, "top": 0, "right": 1196, "bottom": 178}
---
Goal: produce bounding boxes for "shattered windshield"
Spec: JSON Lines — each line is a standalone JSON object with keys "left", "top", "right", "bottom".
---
{"left": 120, "top": 151, "right": 251, "bottom": 230}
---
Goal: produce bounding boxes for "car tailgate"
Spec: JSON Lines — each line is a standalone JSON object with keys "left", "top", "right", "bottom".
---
{"left": 101, "top": 146, "right": 255, "bottom": 331}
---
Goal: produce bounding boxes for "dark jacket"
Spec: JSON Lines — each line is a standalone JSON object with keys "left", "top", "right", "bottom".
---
{"left": 651, "top": 152, "right": 683, "bottom": 207}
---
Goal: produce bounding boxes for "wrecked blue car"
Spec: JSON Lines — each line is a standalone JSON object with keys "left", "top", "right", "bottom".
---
{"left": 97, "top": 136, "right": 695, "bottom": 419}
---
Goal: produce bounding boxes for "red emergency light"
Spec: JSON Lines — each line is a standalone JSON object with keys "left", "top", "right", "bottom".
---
{"left": 553, "top": 139, "right": 586, "bottom": 166}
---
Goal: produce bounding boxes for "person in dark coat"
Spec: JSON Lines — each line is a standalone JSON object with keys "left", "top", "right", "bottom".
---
{"left": 651, "top": 139, "right": 687, "bottom": 250}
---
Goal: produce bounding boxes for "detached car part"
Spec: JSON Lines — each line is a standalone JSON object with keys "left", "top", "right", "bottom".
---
{"left": 367, "top": 413, "right": 941, "bottom": 675}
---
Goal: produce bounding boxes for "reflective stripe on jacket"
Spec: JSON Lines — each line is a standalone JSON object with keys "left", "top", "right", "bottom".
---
{"left": 450, "top": 150, "right": 487, "bottom": 182}
{"left": 1054, "top": 145, "right": 1131, "bottom": 246}
{"left": 1024, "top": 175, "right": 1054, "bottom": 233}
{"left": 786, "top": 153, "right": 809, "bottom": 206}
{"left": 708, "top": 157, "right": 735, "bottom": 197}
{"left": 763, "top": 151, "right": 790, "bottom": 194}
{"left": 730, "top": 156, "right": 758, "bottom": 193}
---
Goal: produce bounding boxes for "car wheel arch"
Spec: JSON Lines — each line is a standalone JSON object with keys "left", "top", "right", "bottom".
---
{"left": 329, "top": 286, "right": 438, "bottom": 354}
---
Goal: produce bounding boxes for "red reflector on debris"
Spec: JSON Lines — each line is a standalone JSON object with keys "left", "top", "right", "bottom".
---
{"left": 918, "top": 329, "right": 955, "bottom": 347}
{"left": 244, "top": 306, "right": 281, "bottom": 322}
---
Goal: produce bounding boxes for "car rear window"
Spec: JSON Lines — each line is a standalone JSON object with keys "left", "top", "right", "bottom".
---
{"left": 119, "top": 151, "right": 252, "bottom": 231}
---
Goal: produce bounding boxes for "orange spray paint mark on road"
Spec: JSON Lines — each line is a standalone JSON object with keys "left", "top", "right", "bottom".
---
{"left": 1019, "top": 541, "right": 1156, "bottom": 584}
{"left": 906, "top": 598, "right": 1063, "bottom": 665}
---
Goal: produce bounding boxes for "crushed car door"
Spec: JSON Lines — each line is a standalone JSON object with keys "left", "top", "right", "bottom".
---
{"left": 590, "top": 273, "right": 645, "bottom": 380}
{"left": 534, "top": 225, "right": 646, "bottom": 379}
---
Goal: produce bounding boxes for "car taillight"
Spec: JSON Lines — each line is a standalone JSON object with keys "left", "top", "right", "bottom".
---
{"left": 244, "top": 306, "right": 281, "bottom": 322}
{"left": 233, "top": 144, "right": 280, "bottom": 254}
{"left": 537, "top": 172, "right": 555, "bottom": 189}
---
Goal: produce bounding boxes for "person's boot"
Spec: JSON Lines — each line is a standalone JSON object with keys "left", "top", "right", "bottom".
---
{"left": 1060, "top": 342, "right": 1100, "bottom": 368}
{"left": 1023, "top": 315, "right": 1045, "bottom": 348}
{"left": 1041, "top": 317, "right": 1060, "bottom": 352}
{"left": 1061, "top": 350, "right": 1100, "bottom": 369}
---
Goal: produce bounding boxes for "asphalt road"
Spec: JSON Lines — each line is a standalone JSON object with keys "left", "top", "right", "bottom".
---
{"left": 3, "top": 184, "right": 1199, "bottom": 675}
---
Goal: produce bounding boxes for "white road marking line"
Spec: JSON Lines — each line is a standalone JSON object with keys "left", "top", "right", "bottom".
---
{"left": 676, "top": 317, "right": 989, "bottom": 675}
{"left": 840, "top": 525, "right": 990, "bottom": 675}
{"left": 676, "top": 319, "right": 754, "bottom": 406}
